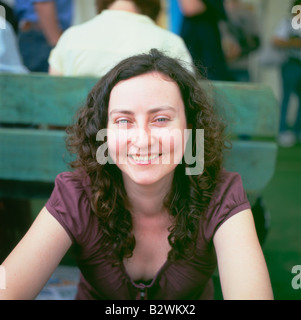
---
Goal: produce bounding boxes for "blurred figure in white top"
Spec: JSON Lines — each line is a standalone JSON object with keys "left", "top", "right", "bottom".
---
{"left": 49, "top": 0, "right": 194, "bottom": 76}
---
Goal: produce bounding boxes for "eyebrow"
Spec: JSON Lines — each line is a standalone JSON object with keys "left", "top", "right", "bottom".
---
{"left": 109, "top": 106, "right": 177, "bottom": 117}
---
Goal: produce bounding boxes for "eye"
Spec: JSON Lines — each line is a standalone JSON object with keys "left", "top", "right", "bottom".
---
{"left": 153, "top": 117, "right": 170, "bottom": 125}
{"left": 117, "top": 119, "right": 129, "bottom": 124}
{"left": 114, "top": 118, "right": 132, "bottom": 128}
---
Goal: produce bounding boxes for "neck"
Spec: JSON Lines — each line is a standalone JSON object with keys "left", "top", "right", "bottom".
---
{"left": 123, "top": 173, "right": 174, "bottom": 218}
{"left": 108, "top": 0, "right": 140, "bottom": 14}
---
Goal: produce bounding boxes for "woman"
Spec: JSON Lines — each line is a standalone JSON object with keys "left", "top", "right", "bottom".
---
{"left": 0, "top": 49, "right": 273, "bottom": 300}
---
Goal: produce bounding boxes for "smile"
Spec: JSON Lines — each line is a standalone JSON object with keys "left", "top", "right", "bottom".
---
{"left": 128, "top": 154, "right": 161, "bottom": 162}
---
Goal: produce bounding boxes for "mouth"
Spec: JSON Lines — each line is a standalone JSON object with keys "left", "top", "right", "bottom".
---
{"left": 128, "top": 153, "right": 162, "bottom": 164}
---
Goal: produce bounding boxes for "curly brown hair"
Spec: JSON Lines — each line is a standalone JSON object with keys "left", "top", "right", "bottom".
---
{"left": 95, "top": 0, "right": 161, "bottom": 21}
{"left": 66, "top": 49, "right": 226, "bottom": 262}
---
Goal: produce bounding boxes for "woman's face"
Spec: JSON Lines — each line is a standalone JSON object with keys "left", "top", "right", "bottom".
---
{"left": 107, "top": 72, "right": 188, "bottom": 186}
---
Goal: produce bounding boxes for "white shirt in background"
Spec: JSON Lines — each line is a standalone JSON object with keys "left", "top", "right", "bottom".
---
{"left": 49, "top": 10, "right": 194, "bottom": 76}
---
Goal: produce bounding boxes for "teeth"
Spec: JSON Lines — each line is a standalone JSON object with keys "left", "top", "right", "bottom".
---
{"left": 130, "top": 154, "right": 160, "bottom": 162}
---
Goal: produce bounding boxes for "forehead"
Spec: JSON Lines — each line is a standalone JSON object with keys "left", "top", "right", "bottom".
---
{"left": 108, "top": 72, "right": 183, "bottom": 110}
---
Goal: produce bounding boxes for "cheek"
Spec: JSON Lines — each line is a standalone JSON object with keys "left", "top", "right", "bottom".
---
{"left": 107, "top": 130, "right": 128, "bottom": 161}
{"left": 160, "top": 128, "right": 186, "bottom": 162}
{"left": 160, "top": 135, "right": 175, "bottom": 153}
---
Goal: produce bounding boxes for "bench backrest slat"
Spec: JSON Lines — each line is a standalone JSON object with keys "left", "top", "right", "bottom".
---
{"left": 1, "top": 74, "right": 280, "bottom": 137}
{"left": 0, "top": 128, "right": 72, "bottom": 181}
{"left": 202, "top": 81, "right": 280, "bottom": 138}
{"left": 0, "top": 73, "right": 96, "bottom": 126}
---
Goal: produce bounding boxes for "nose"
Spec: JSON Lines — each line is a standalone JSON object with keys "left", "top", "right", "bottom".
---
{"left": 129, "top": 127, "right": 155, "bottom": 152}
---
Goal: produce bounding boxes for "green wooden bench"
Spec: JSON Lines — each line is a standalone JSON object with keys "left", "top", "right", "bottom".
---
{"left": 0, "top": 73, "right": 280, "bottom": 204}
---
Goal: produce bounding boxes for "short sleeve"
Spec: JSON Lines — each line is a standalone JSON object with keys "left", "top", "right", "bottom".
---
{"left": 45, "top": 172, "right": 93, "bottom": 245}
{"left": 203, "top": 170, "right": 251, "bottom": 242}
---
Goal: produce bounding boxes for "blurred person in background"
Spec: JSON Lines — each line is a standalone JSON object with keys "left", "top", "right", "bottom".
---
{"left": 48, "top": 0, "right": 193, "bottom": 76}
{"left": 14, "top": 0, "right": 73, "bottom": 72}
{"left": 0, "top": 0, "right": 27, "bottom": 72}
{"left": 273, "top": 0, "right": 301, "bottom": 147}
{"left": 0, "top": 16, "right": 28, "bottom": 73}
{"left": 221, "top": 0, "right": 260, "bottom": 82}
{"left": 178, "top": 0, "right": 233, "bottom": 80}
{"left": 0, "top": 0, "right": 18, "bottom": 33}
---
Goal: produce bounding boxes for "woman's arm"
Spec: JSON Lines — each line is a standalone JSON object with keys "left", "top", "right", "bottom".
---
{"left": 0, "top": 207, "right": 72, "bottom": 300}
{"left": 213, "top": 209, "right": 274, "bottom": 300}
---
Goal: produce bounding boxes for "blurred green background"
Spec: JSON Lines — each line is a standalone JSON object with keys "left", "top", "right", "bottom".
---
{"left": 261, "top": 145, "right": 301, "bottom": 300}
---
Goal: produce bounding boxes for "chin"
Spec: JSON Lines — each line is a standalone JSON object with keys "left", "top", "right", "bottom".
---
{"left": 127, "top": 173, "right": 162, "bottom": 186}
{"left": 122, "top": 166, "right": 175, "bottom": 187}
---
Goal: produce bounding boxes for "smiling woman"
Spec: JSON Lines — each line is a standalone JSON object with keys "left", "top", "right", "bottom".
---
{"left": 66, "top": 49, "right": 225, "bottom": 267}
{"left": 0, "top": 49, "right": 273, "bottom": 300}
